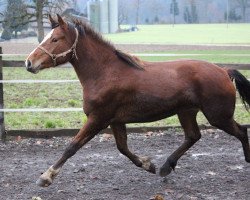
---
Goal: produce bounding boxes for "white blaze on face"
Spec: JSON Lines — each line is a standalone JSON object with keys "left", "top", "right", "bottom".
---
{"left": 40, "top": 29, "right": 54, "bottom": 45}
{"left": 25, "top": 29, "right": 55, "bottom": 70}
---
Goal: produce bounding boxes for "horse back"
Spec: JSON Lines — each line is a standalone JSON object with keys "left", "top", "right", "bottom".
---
{"left": 133, "top": 59, "right": 234, "bottom": 98}
{"left": 111, "top": 60, "right": 236, "bottom": 123}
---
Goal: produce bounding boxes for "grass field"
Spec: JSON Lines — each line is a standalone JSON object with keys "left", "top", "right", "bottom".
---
{"left": 2, "top": 23, "right": 250, "bottom": 130}
{"left": 3, "top": 49, "right": 250, "bottom": 63}
{"left": 138, "top": 50, "right": 250, "bottom": 63}
{"left": 105, "top": 24, "right": 250, "bottom": 45}
{"left": 2, "top": 67, "right": 250, "bottom": 130}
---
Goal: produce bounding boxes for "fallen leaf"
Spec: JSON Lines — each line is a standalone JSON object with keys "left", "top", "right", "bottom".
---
{"left": 150, "top": 194, "right": 164, "bottom": 200}
{"left": 145, "top": 131, "right": 154, "bottom": 137}
{"left": 16, "top": 136, "right": 22, "bottom": 142}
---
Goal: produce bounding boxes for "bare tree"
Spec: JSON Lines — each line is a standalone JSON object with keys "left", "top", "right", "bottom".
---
{"left": 0, "top": 1, "right": 7, "bottom": 16}
{"left": 0, "top": 0, "right": 72, "bottom": 42}
{"left": 36, "top": 0, "right": 44, "bottom": 42}
{"left": 133, "top": 0, "right": 143, "bottom": 25}
{"left": 118, "top": 0, "right": 129, "bottom": 28}
{"left": 26, "top": 0, "right": 72, "bottom": 42}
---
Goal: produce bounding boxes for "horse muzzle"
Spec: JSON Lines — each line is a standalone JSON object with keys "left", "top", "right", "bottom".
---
{"left": 25, "top": 59, "right": 40, "bottom": 74}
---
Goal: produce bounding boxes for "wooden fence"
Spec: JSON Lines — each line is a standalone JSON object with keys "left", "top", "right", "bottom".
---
{"left": 0, "top": 47, "right": 249, "bottom": 140}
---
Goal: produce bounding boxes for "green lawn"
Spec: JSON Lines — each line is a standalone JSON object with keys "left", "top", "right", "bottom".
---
{"left": 2, "top": 67, "right": 250, "bottom": 130}
{"left": 137, "top": 50, "right": 250, "bottom": 64}
{"left": 3, "top": 49, "right": 250, "bottom": 64}
{"left": 2, "top": 23, "right": 250, "bottom": 129}
{"left": 105, "top": 24, "right": 250, "bottom": 45}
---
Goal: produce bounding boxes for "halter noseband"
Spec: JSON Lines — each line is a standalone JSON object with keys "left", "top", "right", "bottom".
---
{"left": 38, "top": 28, "right": 79, "bottom": 66}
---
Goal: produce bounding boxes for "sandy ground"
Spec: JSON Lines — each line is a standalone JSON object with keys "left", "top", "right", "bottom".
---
{"left": 0, "top": 129, "right": 249, "bottom": 200}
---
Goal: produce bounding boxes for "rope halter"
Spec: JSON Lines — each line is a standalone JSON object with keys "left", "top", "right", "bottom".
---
{"left": 38, "top": 28, "right": 79, "bottom": 66}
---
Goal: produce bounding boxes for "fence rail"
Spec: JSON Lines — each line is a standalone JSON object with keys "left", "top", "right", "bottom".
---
{"left": 2, "top": 61, "right": 249, "bottom": 70}
{"left": 0, "top": 79, "right": 79, "bottom": 83}
{"left": 0, "top": 48, "right": 250, "bottom": 140}
{"left": 6, "top": 124, "right": 250, "bottom": 138}
{"left": 0, "top": 108, "right": 83, "bottom": 112}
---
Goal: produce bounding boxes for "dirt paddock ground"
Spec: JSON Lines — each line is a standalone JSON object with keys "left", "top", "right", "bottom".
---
{"left": 0, "top": 129, "right": 249, "bottom": 200}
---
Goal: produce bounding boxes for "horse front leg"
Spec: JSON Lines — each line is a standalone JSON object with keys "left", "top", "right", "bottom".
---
{"left": 111, "top": 123, "right": 156, "bottom": 174}
{"left": 36, "top": 117, "right": 107, "bottom": 187}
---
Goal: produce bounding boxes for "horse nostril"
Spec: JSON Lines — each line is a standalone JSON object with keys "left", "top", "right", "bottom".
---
{"left": 26, "top": 60, "right": 32, "bottom": 70}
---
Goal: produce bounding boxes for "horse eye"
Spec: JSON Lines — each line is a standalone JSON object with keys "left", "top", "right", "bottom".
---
{"left": 52, "top": 38, "right": 58, "bottom": 43}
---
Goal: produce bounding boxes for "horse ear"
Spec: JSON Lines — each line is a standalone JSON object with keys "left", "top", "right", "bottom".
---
{"left": 48, "top": 14, "right": 55, "bottom": 24}
{"left": 57, "top": 14, "right": 66, "bottom": 29}
{"left": 48, "top": 14, "right": 58, "bottom": 28}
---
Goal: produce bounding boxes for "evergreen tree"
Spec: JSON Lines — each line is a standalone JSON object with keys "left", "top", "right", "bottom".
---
{"left": 183, "top": 1, "right": 199, "bottom": 24}
{"left": 191, "top": 1, "right": 198, "bottom": 23}
{"left": 237, "top": 0, "right": 250, "bottom": 22}
{"left": 224, "top": 9, "right": 242, "bottom": 22}
{"left": 184, "top": 6, "right": 191, "bottom": 23}
{"left": 170, "top": 0, "right": 179, "bottom": 25}
{"left": 154, "top": 16, "right": 159, "bottom": 24}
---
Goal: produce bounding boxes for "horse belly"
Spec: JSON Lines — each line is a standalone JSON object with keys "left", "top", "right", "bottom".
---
{"left": 114, "top": 93, "right": 194, "bottom": 123}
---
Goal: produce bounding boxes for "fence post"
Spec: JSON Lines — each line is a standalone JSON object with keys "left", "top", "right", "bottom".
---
{"left": 0, "top": 47, "right": 6, "bottom": 141}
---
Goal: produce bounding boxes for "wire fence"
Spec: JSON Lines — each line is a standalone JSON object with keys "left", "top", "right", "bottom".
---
{"left": 0, "top": 49, "right": 249, "bottom": 140}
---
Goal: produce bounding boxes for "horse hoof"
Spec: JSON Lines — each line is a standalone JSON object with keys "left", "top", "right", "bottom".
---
{"left": 36, "top": 177, "right": 52, "bottom": 187}
{"left": 139, "top": 156, "right": 156, "bottom": 174}
{"left": 159, "top": 167, "right": 172, "bottom": 177}
{"left": 159, "top": 163, "right": 173, "bottom": 177}
{"left": 147, "top": 162, "right": 156, "bottom": 174}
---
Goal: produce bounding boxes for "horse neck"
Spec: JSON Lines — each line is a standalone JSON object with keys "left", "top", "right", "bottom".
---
{"left": 70, "top": 36, "right": 116, "bottom": 86}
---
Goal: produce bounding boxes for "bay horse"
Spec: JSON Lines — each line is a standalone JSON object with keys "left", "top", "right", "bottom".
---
{"left": 25, "top": 14, "right": 250, "bottom": 187}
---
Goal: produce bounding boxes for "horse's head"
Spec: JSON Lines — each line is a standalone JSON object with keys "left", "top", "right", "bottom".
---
{"left": 25, "top": 14, "right": 79, "bottom": 74}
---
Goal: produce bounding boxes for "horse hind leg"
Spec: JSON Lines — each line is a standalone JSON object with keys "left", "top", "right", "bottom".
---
{"left": 111, "top": 123, "right": 156, "bottom": 174}
{"left": 235, "top": 123, "right": 250, "bottom": 162}
{"left": 208, "top": 117, "right": 250, "bottom": 163}
{"left": 160, "top": 109, "right": 201, "bottom": 177}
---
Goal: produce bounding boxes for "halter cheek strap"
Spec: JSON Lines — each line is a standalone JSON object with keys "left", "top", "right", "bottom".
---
{"left": 38, "top": 28, "right": 79, "bottom": 66}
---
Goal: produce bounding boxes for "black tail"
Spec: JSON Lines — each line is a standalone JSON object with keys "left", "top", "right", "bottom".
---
{"left": 227, "top": 69, "right": 250, "bottom": 111}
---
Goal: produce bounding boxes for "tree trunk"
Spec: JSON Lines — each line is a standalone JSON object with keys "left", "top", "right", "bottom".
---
{"left": 36, "top": 0, "right": 44, "bottom": 43}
